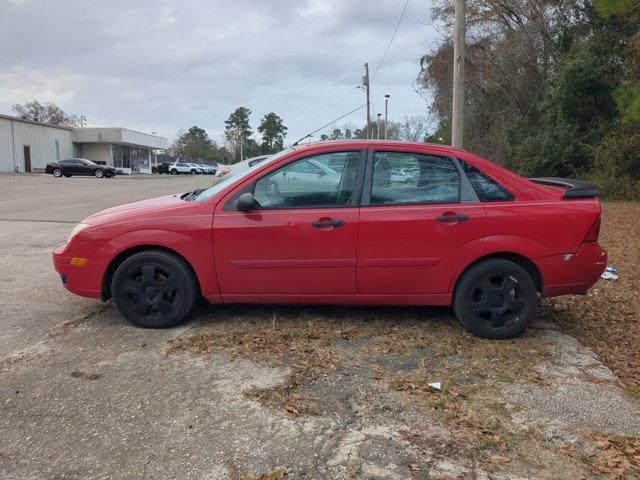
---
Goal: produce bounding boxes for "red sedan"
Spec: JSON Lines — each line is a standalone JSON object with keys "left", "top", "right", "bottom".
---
{"left": 53, "top": 141, "right": 606, "bottom": 339}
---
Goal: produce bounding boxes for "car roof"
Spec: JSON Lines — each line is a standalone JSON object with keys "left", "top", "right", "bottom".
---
{"left": 292, "top": 139, "right": 466, "bottom": 155}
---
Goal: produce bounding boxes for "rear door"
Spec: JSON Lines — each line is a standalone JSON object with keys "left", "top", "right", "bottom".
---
{"left": 213, "top": 150, "right": 365, "bottom": 296}
{"left": 357, "top": 147, "right": 486, "bottom": 295}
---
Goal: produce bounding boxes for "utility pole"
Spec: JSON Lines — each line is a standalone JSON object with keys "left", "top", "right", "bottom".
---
{"left": 376, "top": 113, "right": 381, "bottom": 139}
{"left": 384, "top": 94, "right": 390, "bottom": 140}
{"left": 451, "top": 0, "right": 465, "bottom": 148}
{"left": 363, "top": 63, "right": 371, "bottom": 139}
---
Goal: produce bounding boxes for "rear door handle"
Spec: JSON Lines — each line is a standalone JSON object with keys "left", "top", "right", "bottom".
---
{"left": 312, "top": 219, "right": 345, "bottom": 228}
{"left": 436, "top": 214, "right": 469, "bottom": 223}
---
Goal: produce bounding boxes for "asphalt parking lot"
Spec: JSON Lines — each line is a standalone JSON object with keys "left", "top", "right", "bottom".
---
{"left": 1, "top": 173, "right": 639, "bottom": 479}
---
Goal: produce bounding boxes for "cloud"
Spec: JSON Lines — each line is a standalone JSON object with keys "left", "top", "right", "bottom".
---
{"left": 0, "top": 0, "right": 437, "bottom": 142}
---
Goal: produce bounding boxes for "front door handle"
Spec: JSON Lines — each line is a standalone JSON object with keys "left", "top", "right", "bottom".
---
{"left": 312, "top": 219, "right": 345, "bottom": 228}
{"left": 436, "top": 213, "right": 469, "bottom": 223}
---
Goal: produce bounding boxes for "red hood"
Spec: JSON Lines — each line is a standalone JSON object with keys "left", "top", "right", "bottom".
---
{"left": 83, "top": 194, "right": 193, "bottom": 226}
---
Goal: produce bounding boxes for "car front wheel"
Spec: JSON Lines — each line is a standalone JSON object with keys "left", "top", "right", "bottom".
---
{"left": 453, "top": 259, "right": 537, "bottom": 339}
{"left": 111, "top": 250, "right": 197, "bottom": 328}
{"left": 53, "top": 168, "right": 63, "bottom": 177}
{"left": 190, "top": 169, "right": 197, "bottom": 175}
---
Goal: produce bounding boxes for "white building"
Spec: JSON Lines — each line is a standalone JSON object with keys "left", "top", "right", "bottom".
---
{"left": 0, "top": 114, "right": 167, "bottom": 174}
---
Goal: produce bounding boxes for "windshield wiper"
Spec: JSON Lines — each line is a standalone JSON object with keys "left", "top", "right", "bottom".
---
{"left": 181, "top": 188, "right": 205, "bottom": 202}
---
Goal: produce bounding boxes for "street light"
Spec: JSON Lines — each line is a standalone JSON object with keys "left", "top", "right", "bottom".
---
{"left": 384, "top": 94, "right": 390, "bottom": 140}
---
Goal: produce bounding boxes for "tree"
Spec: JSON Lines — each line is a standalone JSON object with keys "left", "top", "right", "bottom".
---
{"left": 170, "top": 126, "right": 223, "bottom": 162}
{"left": 397, "top": 116, "right": 431, "bottom": 142}
{"left": 12, "top": 99, "right": 78, "bottom": 126}
{"left": 224, "top": 107, "right": 253, "bottom": 163}
{"left": 318, "top": 116, "right": 430, "bottom": 142}
{"left": 417, "top": 0, "right": 640, "bottom": 197}
{"left": 257, "top": 113, "right": 287, "bottom": 153}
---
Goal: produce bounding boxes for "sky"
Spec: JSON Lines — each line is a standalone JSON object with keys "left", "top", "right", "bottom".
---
{"left": 0, "top": 0, "right": 439, "bottom": 144}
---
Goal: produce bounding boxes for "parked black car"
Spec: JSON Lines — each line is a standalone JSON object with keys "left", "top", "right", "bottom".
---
{"left": 156, "top": 162, "right": 173, "bottom": 174}
{"left": 45, "top": 158, "right": 116, "bottom": 178}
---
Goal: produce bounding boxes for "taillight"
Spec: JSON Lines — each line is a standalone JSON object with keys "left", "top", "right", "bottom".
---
{"left": 584, "top": 215, "right": 601, "bottom": 243}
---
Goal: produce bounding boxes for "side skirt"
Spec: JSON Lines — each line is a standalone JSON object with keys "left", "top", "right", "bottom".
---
{"left": 210, "top": 293, "right": 452, "bottom": 306}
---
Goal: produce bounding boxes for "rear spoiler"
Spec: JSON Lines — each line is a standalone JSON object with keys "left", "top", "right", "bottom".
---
{"left": 528, "top": 177, "right": 599, "bottom": 199}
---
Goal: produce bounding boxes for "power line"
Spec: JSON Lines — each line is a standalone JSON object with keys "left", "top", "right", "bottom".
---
{"left": 292, "top": 103, "right": 369, "bottom": 146}
{"left": 371, "top": 0, "right": 410, "bottom": 82}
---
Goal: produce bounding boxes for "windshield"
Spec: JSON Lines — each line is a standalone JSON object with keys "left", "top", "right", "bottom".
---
{"left": 193, "top": 148, "right": 292, "bottom": 202}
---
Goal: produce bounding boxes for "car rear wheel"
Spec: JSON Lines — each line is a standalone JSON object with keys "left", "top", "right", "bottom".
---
{"left": 94, "top": 169, "right": 104, "bottom": 178}
{"left": 453, "top": 259, "right": 537, "bottom": 339}
{"left": 53, "top": 168, "right": 63, "bottom": 177}
{"left": 111, "top": 250, "right": 197, "bottom": 328}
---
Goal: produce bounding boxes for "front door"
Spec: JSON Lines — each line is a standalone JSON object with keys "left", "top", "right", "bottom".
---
{"left": 23, "top": 146, "right": 31, "bottom": 172}
{"left": 357, "top": 148, "right": 487, "bottom": 295}
{"left": 213, "top": 150, "right": 364, "bottom": 296}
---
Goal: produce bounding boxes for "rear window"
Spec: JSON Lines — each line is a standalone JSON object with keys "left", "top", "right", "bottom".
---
{"left": 461, "top": 161, "right": 514, "bottom": 202}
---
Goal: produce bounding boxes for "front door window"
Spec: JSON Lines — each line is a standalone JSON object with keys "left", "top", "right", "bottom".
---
{"left": 253, "top": 151, "right": 361, "bottom": 208}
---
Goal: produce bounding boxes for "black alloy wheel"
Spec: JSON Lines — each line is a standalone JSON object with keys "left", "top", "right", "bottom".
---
{"left": 111, "top": 250, "right": 197, "bottom": 328}
{"left": 453, "top": 259, "right": 537, "bottom": 339}
{"left": 469, "top": 274, "right": 525, "bottom": 328}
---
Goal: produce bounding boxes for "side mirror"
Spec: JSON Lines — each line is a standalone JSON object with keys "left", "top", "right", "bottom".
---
{"left": 237, "top": 192, "right": 257, "bottom": 212}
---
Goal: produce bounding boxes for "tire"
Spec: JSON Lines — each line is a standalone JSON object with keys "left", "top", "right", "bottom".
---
{"left": 94, "top": 169, "right": 105, "bottom": 178}
{"left": 453, "top": 259, "right": 537, "bottom": 339}
{"left": 53, "top": 168, "right": 63, "bottom": 178}
{"left": 190, "top": 169, "right": 197, "bottom": 175}
{"left": 111, "top": 250, "right": 197, "bottom": 328}
{"left": 170, "top": 169, "right": 177, "bottom": 175}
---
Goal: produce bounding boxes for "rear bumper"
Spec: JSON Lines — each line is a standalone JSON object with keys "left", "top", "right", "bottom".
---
{"left": 539, "top": 243, "right": 607, "bottom": 297}
{"left": 53, "top": 243, "right": 110, "bottom": 298}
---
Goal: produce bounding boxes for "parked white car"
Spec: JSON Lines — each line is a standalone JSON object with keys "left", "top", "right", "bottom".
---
{"left": 229, "top": 155, "right": 271, "bottom": 175}
{"left": 194, "top": 163, "right": 217, "bottom": 175}
{"left": 168, "top": 163, "right": 200, "bottom": 175}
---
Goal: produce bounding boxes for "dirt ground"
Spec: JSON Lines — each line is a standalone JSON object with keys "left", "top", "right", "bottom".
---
{"left": 0, "top": 174, "right": 638, "bottom": 479}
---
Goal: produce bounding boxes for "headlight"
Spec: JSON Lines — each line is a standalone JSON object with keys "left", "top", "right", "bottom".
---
{"left": 67, "top": 223, "right": 90, "bottom": 244}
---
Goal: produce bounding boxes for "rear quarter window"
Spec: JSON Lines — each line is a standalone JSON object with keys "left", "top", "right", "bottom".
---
{"left": 461, "top": 160, "right": 515, "bottom": 202}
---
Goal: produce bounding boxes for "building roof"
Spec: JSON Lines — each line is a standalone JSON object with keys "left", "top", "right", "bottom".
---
{"left": 71, "top": 127, "right": 167, "bottom": 149}
{"left": 0, "top": 113, "right": 74, "bottom": 131}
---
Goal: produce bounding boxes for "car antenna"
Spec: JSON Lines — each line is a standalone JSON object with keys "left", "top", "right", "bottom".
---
{"left": 292, "top": 133, "right": 313, "bottom": 146}
{"left": 291, "top": 102, "right": 368, "bottom": 147}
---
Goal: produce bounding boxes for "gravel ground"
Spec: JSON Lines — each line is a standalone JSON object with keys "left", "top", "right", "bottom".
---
{"left": 0, "top": 173, "right": 638, "bottom": 479}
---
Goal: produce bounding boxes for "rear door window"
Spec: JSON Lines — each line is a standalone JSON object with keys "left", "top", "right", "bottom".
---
{"left": 370, "top": 152, "right": 460, "bottom": 205}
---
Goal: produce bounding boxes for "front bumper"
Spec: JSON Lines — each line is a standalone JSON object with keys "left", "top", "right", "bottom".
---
{"left": 539, "top": 243, "right": 607, "bottom": 297}
{"left": 53, "top": 243, "right": 109, "bottom": 298}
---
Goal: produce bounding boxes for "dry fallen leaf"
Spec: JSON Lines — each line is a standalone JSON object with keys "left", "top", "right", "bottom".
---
{"left": 489, "top": 454, "right": 511, "bottom": 463}
{"left": 284, "top": 405, "right": 299, "bottom": 416}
